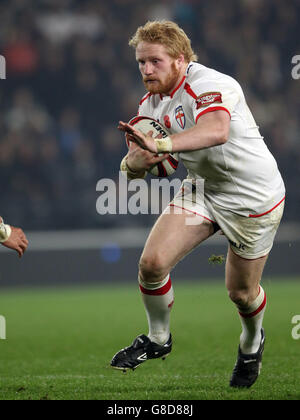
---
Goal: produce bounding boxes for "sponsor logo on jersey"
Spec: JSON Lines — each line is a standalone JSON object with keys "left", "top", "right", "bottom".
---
{"left": 196, "top": 91, "right": 222, "bottom": 109}
{"left": 175, "top": 105, "right": 186, "bottom": 129}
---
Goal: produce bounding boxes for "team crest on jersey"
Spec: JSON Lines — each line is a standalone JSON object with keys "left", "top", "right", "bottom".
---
{"left": 196, "top": 92, "right": 222, "bottom": 109}
{"left": 175, "top": 105, "right": 186, "bottom": 129}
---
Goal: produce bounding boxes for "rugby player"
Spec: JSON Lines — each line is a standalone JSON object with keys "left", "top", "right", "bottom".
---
{"left": 111, "top": 21, "right": 285, "bottom": 388}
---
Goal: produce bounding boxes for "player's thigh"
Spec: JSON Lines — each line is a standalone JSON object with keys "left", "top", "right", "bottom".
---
{"left": 215, "top": 201, "right": 283, "bottom": 303}
{"left": 225, "top": 246, "right": 268, "bottom": 304}
{"left": 140, "top": 206, "right": 215, "bottom": 276}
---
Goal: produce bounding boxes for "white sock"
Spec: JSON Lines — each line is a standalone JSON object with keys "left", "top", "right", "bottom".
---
{"left": 139, "top": 274, "right": 174, "bottom": 345}
{"left": 237, "top": 286, "right": 267, "bottom": 354}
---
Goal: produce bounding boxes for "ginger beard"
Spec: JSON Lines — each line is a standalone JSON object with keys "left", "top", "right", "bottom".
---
{"left": 143, "top": 61, "right": 181, "bottom": 95}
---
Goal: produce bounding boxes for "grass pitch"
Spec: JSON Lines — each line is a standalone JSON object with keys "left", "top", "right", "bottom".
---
{"left": 0, "top": 278, "right": 299, "bottom": 400}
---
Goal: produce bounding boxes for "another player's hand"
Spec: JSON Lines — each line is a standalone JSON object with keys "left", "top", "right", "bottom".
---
{"left": 118, "top": 121, "right": 158, "bottom": 153}
{"left": 2, "top": 226, "right": 29, "bottom": 258}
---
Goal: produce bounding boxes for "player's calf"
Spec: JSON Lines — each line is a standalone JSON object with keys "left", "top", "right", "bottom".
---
{"left": 227, "top": 287, "right": 259, "bottom": 309}
{"left": 139, "top": 275, "right": 174, "bottom": 345}
{"left": 232, "top": 286, "right": 267, "bottom": 355}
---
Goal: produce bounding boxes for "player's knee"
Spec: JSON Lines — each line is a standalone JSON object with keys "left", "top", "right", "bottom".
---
{"left": 139, "top": 254, "right": 169, "bottom": 283}
{"left": 228, "top": 288, "right": 253, "bottom": 307}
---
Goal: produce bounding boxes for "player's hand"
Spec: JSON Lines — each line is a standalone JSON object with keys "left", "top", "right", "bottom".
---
{"left": 118, "top": 121, "right": 158, "bottom": 153}
{"left": 127, "top": 143, "right": 169, "bottom": 172}
{"left": 2, "top": 226, "right": 29, "bottom": 258}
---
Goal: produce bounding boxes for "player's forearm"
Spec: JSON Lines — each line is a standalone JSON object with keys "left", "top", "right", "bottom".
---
{"left": 170, "top": 122, "right": 228, "bottom": 153}
{"left": 170, "top": 111, "right": 230, "bottom": 153}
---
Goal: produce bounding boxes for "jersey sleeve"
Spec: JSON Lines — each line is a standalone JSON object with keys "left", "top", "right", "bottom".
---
{"left": 185, "top": 78, "right": 240, "bottom": 124}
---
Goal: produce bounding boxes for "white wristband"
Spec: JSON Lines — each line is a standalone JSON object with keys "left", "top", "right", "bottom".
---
{"left": 0, "top": 223, "right": 12, "bottom": 242}
{"left": 155, "top": 136, "right": 173, "bottom": 153}
{"left": 120, "top": 155, "right": 147, "bottom": 180}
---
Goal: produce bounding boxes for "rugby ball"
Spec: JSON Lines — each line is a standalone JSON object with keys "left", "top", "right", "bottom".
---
{"left": 127, "top": 116, "right": 179, "bottom": 177}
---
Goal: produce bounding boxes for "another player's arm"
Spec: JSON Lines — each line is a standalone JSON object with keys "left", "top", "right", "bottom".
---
{"left": 118, "top": 110, "right": 230, "bottom": 154}
{"left": 0, "top": 217, "right": 29, "bottom": 257}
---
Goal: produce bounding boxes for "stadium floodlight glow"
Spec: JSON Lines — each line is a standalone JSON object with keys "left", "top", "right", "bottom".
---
{"left": 0, "top": 55, "right": 6, "bottom": 80}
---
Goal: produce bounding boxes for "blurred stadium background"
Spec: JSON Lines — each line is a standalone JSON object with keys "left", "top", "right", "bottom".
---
{"left": 0, "top": 0, "right": 299, "bottom": 287}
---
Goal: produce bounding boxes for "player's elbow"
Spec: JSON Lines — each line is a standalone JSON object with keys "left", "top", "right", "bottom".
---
{"left": 215, "top": 127, "right": 229, "bottom": 145}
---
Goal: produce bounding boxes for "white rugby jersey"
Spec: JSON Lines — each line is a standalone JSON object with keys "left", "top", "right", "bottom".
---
{"left": 137, "top": 62, "right": 285, "bottom": 216}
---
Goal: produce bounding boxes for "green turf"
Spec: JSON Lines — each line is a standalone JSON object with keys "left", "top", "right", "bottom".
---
{"left": 0, "top": 278, "right": 299, "bottom": 400}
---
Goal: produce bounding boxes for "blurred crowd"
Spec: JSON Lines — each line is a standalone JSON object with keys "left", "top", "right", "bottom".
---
{"left": 0, "top": 0, "right": 299, "bottom": 230}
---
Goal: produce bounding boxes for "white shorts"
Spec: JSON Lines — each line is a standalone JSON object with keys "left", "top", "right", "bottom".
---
{"left": 169, "top": 179, "right": 285, "bottom": 260}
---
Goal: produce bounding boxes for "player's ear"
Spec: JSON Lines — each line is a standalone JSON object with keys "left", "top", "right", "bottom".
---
{"left": 176, "top": 54, "right": 185, "bottom": 66}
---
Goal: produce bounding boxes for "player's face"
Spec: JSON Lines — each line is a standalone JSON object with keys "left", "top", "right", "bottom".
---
{"left": 136, "top": 42, "right": 185, "bottom": 95}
